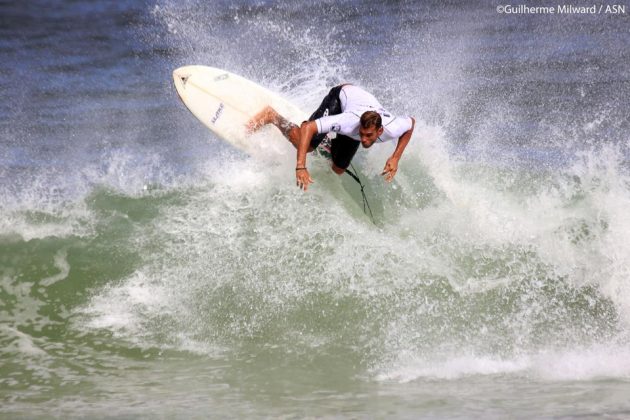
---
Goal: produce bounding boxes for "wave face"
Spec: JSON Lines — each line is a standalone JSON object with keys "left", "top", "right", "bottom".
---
{"left": 1, "top": 0, "right": 629, "bottom": 417}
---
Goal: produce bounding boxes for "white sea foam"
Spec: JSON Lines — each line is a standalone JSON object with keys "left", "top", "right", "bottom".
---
{"left": 376, "top": 342, "right": 630, "bottom": 382}
{"left": 40, "top": 249, "right": 70, "bottom": 287}
{"left": 73, "top": 84, "right": 630, "bottom": 387}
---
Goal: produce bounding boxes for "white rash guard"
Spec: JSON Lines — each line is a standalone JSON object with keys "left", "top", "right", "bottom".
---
{"left": 314, "top": 85, "right": 413, "bottom": 143}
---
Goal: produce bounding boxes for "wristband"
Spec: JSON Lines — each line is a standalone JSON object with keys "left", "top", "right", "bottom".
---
{"left": 296, "top": 167, "right": 307, "bottom": 171}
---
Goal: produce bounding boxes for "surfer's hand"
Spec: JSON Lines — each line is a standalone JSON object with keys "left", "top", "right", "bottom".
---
{"left": 381, "top": 156, "right": 399, "bottom": 182}
{"left": 296, "top": 168, "right": 314, "bottom": 191}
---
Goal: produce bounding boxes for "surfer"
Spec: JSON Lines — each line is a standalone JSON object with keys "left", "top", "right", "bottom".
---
{"left": 247, "top": 84, "right": 415, "bottom": 191}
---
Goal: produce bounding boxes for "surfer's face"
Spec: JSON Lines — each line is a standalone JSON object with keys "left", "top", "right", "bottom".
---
{"left": 359, "top": 125, "right": 383, "bottom": 148}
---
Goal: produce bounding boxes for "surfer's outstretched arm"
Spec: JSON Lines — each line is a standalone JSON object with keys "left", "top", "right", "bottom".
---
{"left": 295, "top": 121, "right": 317, "bottom": 191}
{"left": 382, "top": 117, "right": 415, "bottom": 182}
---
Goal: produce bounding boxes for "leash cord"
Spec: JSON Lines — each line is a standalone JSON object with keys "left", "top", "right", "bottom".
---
{"left": 344, "top": 164, "right": 376, "bottom": 225}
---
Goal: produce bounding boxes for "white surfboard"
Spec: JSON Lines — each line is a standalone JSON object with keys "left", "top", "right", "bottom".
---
{"left": 172, "top": 65, "right": 308, "bottom": 157}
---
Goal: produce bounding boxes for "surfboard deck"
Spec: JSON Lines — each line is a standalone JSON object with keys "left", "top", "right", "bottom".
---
{"left": 172, "top": 65, "right": 310, "bottom": 158}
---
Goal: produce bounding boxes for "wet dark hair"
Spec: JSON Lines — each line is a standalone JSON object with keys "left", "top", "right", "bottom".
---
{"left": 360, "top": 111, "right": 382, "bottom": 129}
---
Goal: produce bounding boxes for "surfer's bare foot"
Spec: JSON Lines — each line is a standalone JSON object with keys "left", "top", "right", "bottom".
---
{"left": 246, "top": 105, "right": 278, "bottom": 133}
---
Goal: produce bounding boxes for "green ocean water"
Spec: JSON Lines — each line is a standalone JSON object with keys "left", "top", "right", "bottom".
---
{"left": 3, "top": 153, "right": 630, "bottom": 417}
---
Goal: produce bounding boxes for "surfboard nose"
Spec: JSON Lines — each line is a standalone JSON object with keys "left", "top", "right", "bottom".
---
{"left": 173, "top": 66, "right": 193, "bottom": 94}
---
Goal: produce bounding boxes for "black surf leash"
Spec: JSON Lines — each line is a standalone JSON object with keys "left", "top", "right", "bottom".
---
{"left": 345, "top": 163, "right": 376, "bottom": 225}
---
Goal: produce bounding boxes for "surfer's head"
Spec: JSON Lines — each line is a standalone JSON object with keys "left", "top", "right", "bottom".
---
{"left": 359, "top": 111, "right": 384, "bottom": 148}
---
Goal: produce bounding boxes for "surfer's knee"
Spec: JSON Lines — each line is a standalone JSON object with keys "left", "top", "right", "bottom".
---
{"left": 331, "top": 164, "right": 345, "bottom": 175}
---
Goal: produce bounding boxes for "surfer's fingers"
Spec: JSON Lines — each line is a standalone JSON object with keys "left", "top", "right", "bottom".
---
{"left": 301, "top": 179, "right": 313, "bottom": 191}
{"left": 296, "top": 174, "right": 310, "bottom": 191}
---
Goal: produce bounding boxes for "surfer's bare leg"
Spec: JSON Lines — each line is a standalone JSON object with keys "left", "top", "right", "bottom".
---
{"left": 247, "top": 106, "right": 305, "bottom": 149}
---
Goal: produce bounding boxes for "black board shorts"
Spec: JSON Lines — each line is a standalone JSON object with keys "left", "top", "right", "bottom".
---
{"left": 308, "top": 85, "right": 360, "bottom": 170}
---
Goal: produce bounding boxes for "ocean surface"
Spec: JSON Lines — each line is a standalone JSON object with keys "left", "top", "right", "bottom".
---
{"left": 1, "top": 0, "right": 630, "bottom": 418}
